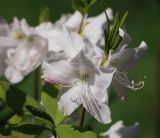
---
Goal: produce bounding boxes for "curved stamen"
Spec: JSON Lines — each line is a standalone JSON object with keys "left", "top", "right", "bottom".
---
{"left": 114, "top": 70, "right": 145, "bottom": 91}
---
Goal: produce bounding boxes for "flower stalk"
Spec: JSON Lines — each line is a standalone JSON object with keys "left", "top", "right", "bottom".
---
{"left": 79, "top": 107, "right": 86, "bottom": 127}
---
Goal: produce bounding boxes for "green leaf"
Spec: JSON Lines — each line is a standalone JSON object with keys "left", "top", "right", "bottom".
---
{"left": 104, "top": 11, "right": 128, "bottom": 53}
{"left": 0, "top": 131, "right": 35, "bottom": 138}
{"left": 1, "top": 123, "right": 51, "bottom": 136}
{"left": 41, "top": 84, "right": 65, "bottom": 126}
{"left": 35, "top": 130, "right": 53, "bottom": 138}
{"left": 13, "top": 124, "right": 50, "bottom": 135}
{"left": 0, "top": 103, "right": 15, "bottom": 128}
{"left": 56, "top": 125, "right": 97, "bottom": 138}
{"left": 0, "top": 81, "right": 40, "bottom": 114}
{"left": 39, "top": 6, "right": 50, "bottom": 23}
{"left": 119, "top": 11, "right": 128, "bottom": 28}
{"left": 25, "top": 105, "right": 54, "bottom": 128}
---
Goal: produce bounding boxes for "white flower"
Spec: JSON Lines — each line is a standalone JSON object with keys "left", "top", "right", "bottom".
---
{"left": 106, "top": 28, "right": 147, "bottom": 100}
{"left": 0, "top": 18, "right": 48, "bottom": 83}
{"left": 35, "top": 22, "right": 63, "bottom": 52}
{"left": 42, "top": 27, "right": 115, "bottom": 123}
{"left": 100, "top": 121, "right": 140, "bottom": 138}
{"left": 5, "top": 35, "right": 47, "bottom": 83}
{"left": 57, "top": 8, "right": 113, "bottom": 46}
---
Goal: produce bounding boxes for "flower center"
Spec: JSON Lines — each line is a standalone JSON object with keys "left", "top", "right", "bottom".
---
{"left": 78, "top": 72, "right": 90, "bottom": 82}
{"left": 15, "top": 31, "right": 26, "bottom": 39}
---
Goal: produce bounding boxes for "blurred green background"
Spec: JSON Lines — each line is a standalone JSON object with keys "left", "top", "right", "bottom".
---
{"left": 0, "top": 0, "right": 159, "bottom": 138}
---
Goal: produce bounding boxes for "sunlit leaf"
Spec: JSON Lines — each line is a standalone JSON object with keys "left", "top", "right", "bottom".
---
{"left": 56, "top": 124, "right": 97, "bottom": 138}
{"left": 35, "top": 130, "right": 53, "bottom": 138}
{"left": 41, "top": 84, "right": 65, "bottom": 126}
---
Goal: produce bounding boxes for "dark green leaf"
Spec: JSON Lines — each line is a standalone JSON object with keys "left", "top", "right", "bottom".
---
{"left": 13, "top": 124, "right": 50, "bottom": 135}
{"left": 0, "top": 81, "right": 41, "bottom": 114}
{"left": 25, "top": 105, "right": 54, "bottom": 128}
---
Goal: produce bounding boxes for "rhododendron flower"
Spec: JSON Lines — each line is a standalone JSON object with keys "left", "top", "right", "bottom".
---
{"left": 106, "top": 28, "right": 147, "bottom": 99}
{"left": 42, "top": 27, "right": 115, "bottom": 123}
{"left": 0, "top": 18, "right": 48, "bottom": 83}
{"left": 5, "top": 35, "right": 47, "bottom": 83}
{"left": 100, "top": 121, "right": 140, "bottom": 138}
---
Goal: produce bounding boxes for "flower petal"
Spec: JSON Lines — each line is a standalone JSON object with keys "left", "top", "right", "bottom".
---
{"left": 82, "top": 86, "right": 111, "bottom": 124}
{"left": 71, "top": 50, "right": 95, "bottom": 74}
{"left": 118, "top": 28, "right": 131, "bottom": 49}
{"left": 64, "top": 11, "right": 83, "bottom": 32}
{"left": 0, "top": 20, "right": 9, "bottom": 36}
{"left": 58, "top": 26, "right": 85, "bottom": 59}
{"left": 100, "top": 121, "right": 140, "bottom": 138}
{"left": 90, "top": 67, "right": 116, "bottom": 102}
{"left": 58, "top": 84, "right": 82, "bottom": 116}
{"left": 5, "top": 35, "right": 47, "bottom": 83}
{"left": 5, "top": 66, "right": 23, "bottom": 84}
{"left": 111, "top": 41, "right": 147, "bottom": 71}
{"left": 83, "top": 8, "right": 113, "bottom": 46}
{"left": 0, "top": 36, "right": 18, "bottom": 47}
{"left": 0, "top": 47, "right": 8, "bottom": 75}
{"left": 42, "top": 59, "right": 76, "bottom": 86}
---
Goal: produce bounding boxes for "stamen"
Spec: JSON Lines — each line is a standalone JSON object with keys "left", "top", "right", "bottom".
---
{"left": 114, "top": 71, "right": 145, "bottom": 91}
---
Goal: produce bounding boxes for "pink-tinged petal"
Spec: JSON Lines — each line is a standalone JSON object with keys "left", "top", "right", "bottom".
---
{"left": 58, "top": 84, "right": 82, "bottom": 116}
{"left": 42, "top": 59, "right": 76, "bottom": 86}
{"left": 111, "top": 41, "right": 147, "bottom": 72}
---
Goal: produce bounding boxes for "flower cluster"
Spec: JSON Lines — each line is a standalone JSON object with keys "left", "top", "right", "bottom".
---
{"left": 0, "top": 6, "right": 147, "bottom": 138}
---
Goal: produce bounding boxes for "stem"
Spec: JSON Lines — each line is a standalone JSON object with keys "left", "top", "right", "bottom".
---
{"left": 34, "top": 67, "right": 41, "bottom": 101}
{"left": 79, "top": 107, "right": 85, "bottom": 127}
{"left": 78, "top": 14, "right": 85, "bottom": 34}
